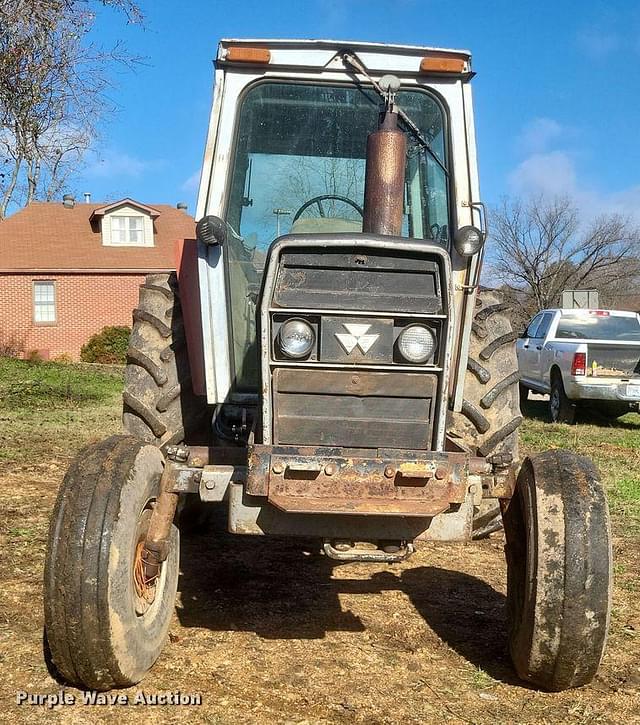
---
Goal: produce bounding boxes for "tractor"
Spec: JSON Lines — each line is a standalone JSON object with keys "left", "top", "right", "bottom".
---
{"left": 44, "top": 39, "right": 612, "bottom": 692}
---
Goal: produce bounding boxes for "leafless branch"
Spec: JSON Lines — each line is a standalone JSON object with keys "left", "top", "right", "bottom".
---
{"left": 487, "top": 195, "right": 640, "bottom": 327}
{"left": 0, "top": 0, "right": 143, "bottom": 217}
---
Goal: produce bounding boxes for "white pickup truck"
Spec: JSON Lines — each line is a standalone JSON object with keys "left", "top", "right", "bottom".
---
{"left": 517, "top": 308, "right": 640, "bottom": 423}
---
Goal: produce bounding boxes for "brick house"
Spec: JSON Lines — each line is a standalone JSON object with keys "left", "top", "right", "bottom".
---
{"left": 0, "top": 197, "right": 195, "bottom": 359}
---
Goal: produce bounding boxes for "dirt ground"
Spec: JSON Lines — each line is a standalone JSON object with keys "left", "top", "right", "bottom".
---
{"left": 0, "top": 380, "right": 639, "bottom": 723}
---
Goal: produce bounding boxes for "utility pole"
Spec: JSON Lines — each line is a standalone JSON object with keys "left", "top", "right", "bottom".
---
{"left": 273, "top": 208, "right": 292, "bottom": 237}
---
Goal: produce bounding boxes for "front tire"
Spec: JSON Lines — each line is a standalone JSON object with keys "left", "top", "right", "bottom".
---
{"left": 44, "top": 436, "right": 179, "bottom": 690}
{"left": 503, "top": 450, "right": 612, "bottom": 691}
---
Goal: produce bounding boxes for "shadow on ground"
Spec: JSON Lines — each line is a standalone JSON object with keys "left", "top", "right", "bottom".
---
{"left": 522, "top": 396, "right": 640, "bottom": 428}
{"left": 177, "top": 523, "right": 523, "bottom": 686}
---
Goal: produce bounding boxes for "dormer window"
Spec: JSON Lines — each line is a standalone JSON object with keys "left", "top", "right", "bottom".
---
{"left": 93, "top": 199, "right": 159, "bottom": 248}
{"left": 111, "top": 215, "right": 144, "bottom": 245}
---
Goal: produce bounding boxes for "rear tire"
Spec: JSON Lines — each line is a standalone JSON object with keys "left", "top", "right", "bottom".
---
{"left": 123, "top": 272, "right": 210, "bottom": 448}
{"left": 550, "top": 372, "right": 576, "bottom": 424}
{"left": 44, "top": 436, "right": 179, "bottom": 690}
{"left": 503, "top": 450, "right": 612, "bottom": 690}
{"left": 448, "top": 289, "right": 523, "bottom": 538}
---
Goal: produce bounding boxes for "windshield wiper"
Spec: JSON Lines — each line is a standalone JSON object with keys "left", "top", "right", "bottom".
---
{"left": 340, "top": 50, "right": 450, "bottom": 178}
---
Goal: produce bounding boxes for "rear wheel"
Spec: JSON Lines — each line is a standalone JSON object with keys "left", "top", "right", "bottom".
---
{"left": 549, "top": 372, "right": 576, "bottom": 424}
{"left": 44, "top": 436, "right": 179, "bottom": 690}
{"left": 448, "top": 289, "right": 523, "bottom": 538}
{"left": 123, "top": 272, "right": 210, "bottom": 448}
{"left": 503, "top": 450, "right": 612, "bottom": 690}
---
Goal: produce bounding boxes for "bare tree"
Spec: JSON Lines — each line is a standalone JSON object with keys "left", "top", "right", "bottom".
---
{"left": 0, "top": 0, "right": 142, "bottom": 218}
{"left": 267, "top": 155, "right": 365, "bottom": 228}
{"left": 487, "top": 196, "right": 640, "bottom": 327}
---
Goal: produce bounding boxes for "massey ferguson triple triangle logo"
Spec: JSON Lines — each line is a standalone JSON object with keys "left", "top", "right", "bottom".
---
{"left": 335, "top": 323, "right": 380, "bottom": 355}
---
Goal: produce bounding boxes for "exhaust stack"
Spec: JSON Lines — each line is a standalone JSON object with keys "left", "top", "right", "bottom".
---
{"left": 362, "top": 75, "right": 406, "bottom": 236}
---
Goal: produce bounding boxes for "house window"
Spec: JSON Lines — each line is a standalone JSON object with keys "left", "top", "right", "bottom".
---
{"left": 110, "top": 215, "right": 145, "bottom": 245}
{"left": 34, "top": 281, "right": 56, "bottom": 323}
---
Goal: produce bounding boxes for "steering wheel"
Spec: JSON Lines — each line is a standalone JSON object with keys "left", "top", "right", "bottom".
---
{"left": 292, "top": 194, "right": 364, "bottom": 223}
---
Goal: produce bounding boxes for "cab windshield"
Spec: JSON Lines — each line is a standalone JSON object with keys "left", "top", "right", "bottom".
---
{"left": 225, "top": 80, "right": 450, "bottom": 390}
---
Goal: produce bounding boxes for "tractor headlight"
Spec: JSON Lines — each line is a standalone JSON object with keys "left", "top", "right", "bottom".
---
{"left": 453, "top": 225, "right": 484, "bottom": 257}
{"left": 278, "top": 319, "right": 315, "bottom": 359}
{"left": 397, "top": 324, "right": 436, "bottom": 364}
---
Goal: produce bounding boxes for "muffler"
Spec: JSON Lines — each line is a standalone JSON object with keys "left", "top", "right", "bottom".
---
{"left": 362, "top": 77, "right": 407, "bottom": 237}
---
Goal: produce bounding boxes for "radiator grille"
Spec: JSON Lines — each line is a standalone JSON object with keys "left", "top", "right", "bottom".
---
{"left": 272, "top": 368, "right": 436, "bottom": 449}
{"left": 274, "top": 248, "right": 442, "bottom": 314}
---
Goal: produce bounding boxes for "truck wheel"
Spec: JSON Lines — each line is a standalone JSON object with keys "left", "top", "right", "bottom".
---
{"left": 549, "top": 372, "right": 576, "bottom": 424}
{"left": 123, "top": 272, "right": 210, "bottom": 448}
{"left": 503, "top": 450, "right": 612, "bottom": 691}
{"left": 448, "top": 289, "right": 522, "bottom": 538}
{"left": 44, "top": 435, "right": 179, "bottom": 690}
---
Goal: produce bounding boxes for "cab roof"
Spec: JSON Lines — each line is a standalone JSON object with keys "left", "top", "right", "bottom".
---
{"left": 217, "top": 38, "right": 473, "bottom": 76}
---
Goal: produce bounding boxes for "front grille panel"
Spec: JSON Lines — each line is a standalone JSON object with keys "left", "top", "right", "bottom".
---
{"left": 273, "top": 368, "right": 436, "bottom": 449}
{"left": 262, "top": 238, "right": 452, "bottom": 451}
{"left": 274, "top": 248, "right": 442, "bottom": 313}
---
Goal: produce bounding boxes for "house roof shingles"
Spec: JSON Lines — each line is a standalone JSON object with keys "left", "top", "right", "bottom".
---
{"left": 0, "top": 201, "right": 195, "bottom": 272}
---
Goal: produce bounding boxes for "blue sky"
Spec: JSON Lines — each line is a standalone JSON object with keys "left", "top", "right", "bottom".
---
{"left": 76, "top": 0, "right": 640, "bottom": 220}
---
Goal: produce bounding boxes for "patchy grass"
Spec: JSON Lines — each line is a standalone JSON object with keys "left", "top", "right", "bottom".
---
{"left": 0, "top": 357, "right": 122, "bottom": 410}
{"left": 0, "top": 357, "right": 123, "bottom": 465}
{"left": 469, "top": 665, "right": 498, "bottom": 690}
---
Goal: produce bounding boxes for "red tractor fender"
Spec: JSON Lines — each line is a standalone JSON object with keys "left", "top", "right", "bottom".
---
{"left": 174, "top": 238, "right": 206, "bottom": 397}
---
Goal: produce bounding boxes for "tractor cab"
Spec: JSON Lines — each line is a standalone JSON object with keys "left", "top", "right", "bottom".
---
{"left": 194, "top": 39, "right": 484, "bottom": 404}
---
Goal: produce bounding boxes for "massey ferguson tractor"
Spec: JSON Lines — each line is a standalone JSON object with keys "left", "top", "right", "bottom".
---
{"left": 44, "top": 39, "right": 612, "bottom": 692}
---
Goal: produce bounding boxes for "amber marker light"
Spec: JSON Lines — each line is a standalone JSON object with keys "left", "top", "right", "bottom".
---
{"left": 419, "top": 55, "right": 466, "bottom": 74}
{"left": 225, "top": 46, "right": 271, "bottom": 63}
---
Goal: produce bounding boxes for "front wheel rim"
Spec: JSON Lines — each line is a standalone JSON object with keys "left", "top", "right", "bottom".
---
{"left": 132, "top": 506, "right": 161, "bottom": 615}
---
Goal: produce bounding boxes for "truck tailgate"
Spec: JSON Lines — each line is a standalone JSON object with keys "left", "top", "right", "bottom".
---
{"left": 586, "top": 343, "right": 640, "bottom": 378}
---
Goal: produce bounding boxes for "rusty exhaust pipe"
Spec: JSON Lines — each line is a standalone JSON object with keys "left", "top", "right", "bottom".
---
{"left": 362, "top": 82, "right": 406, "bottom": 236}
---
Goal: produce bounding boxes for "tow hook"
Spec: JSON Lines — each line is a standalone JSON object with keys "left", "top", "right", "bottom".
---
{"left": 323, "top": 539, "right": 415, "bottom": 563}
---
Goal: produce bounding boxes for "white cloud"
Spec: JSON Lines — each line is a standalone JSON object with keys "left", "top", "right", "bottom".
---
{"left": 84, "top": 150, "right": 165, "bottom": 179}
{"left": 509, "top": 151, "right": 578, "bottom": 198}
{"left": 517, "top": 118, "right": 563, "bottom": 155}
{"left": 583, "top": 184, "right": 640, "bottom": 220}
{"left": 508, "top": 118, "right": 640, "bottom": 223}
{"left": 181, "top": 170, "right": 200, "bottom": 193}
{"left": 509, "top": 149, "right": 640, "bottom": 223}
{"left": 576, "top": 27, "right": 620, "bottom": 60}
